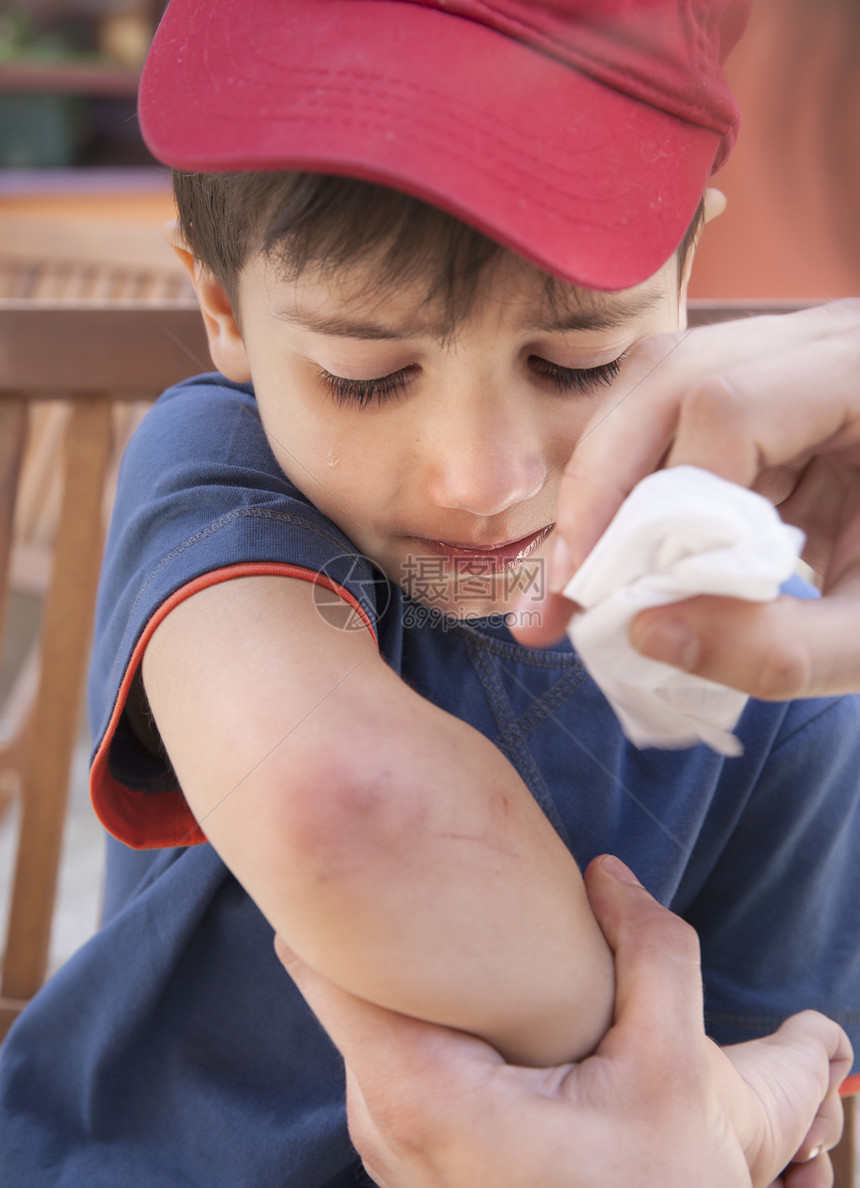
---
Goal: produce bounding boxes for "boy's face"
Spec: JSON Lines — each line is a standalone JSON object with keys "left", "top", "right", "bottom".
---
{"left": 225, "top": 247, "right": 684, "bottom": 622}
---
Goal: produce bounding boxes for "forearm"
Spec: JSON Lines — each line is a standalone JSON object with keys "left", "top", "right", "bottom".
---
{"left": 143, "top": 576, "right": 613, "bottom": 1065}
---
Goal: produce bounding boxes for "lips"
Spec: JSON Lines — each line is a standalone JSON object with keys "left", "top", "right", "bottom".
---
{"left": 413, "top": 525, "right": 553, "bottom": 573}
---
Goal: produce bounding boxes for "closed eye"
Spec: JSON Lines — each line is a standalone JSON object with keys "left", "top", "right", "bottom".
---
{"left": 529, "top": 355, "right": 623, "bottom": 393}
{"left": 318, "top": 366, "right": 416, "bottom": 408}
{"left": 319, "top": 354, "right": 624, "bottom": 408}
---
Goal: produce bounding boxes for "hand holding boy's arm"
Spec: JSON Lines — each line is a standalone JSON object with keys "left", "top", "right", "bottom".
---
{"left": 142, "top": 572, "right": 613, "bottom": 1067}
{"left": 277, "top": 855, "right": 852, "bottom": 1188}
{"left": 523, "top": 300, "right": 860, "bottom": 700}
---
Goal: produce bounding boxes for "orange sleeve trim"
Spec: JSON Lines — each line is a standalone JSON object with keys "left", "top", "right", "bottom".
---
{"left": 841, "top": 1072, "right": 860, "bottom": 1098}
{"left": 90, "top": 562, "right": 378, "bottom": 850}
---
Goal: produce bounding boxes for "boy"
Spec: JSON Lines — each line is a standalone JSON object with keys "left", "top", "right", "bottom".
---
{"left": 1, "top": 0, "right": 858, "bottom": 1183}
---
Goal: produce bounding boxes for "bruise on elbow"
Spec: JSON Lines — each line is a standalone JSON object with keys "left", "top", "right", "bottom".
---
{"left": 270, "top": 749, "right": 435, "bottom": 886}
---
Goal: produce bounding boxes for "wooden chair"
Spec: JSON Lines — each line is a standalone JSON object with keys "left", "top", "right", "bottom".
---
{"left": 0, "top": 217, "right": 193, "bottom": 596}
{"left": 834, "top": 1103, "right": 859, "bottom": 1188}
{"left": 0, "top": 297, "right": 855, "bottom": 1186}
{"left": 0, "top": 298, "right": 208, "bottom": 1042}
{"left": 0, "top": 217, "right": 191, "bottom": 302}
{"left": 0, "top": 218, "right": 195, "bottom": 798}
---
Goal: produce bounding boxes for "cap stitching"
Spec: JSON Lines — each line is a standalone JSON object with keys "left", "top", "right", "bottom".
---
{"left": 209, "top": 75, "right": 702, "bottom": 225}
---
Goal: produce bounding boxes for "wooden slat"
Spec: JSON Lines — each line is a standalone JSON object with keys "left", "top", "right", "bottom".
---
{"left": 0, "top": 220, "right": 184, "bottom": 275}
{"left": 13, "top": 402, "right": 68, "bottom": 544}
{"left": 832, "top": 1095, "right": 857, "bottom": 1188}
{"left": 686, "top": 298, "right": 818, "bottom": 325}
{"left": 0, "top": 402, "right": 26, "bottom": 632}
{"left": 1, "top": 398, "right": 113, "bottom": 1002}
{"left": 0, "top": 997, "right": 29, "bottom": 1045}
{"left": 0, "top": 303, "right": 210, "bottom": 394}
{"left": 0, "top": 402, "right": 27, "bottom": 825}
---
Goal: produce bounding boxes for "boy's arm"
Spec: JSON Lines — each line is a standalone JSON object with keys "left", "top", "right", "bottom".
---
{"left": 141, "top": 572, "right": 614, "bottom": 1067}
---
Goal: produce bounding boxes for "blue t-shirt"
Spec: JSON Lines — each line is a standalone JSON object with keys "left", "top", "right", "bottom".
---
{"left": 2, "top": 374, "right": 859, "bottom": 1186}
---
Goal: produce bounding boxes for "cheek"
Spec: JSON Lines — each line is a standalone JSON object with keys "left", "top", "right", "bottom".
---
{"left": 262, "top": 408, "right": 374, "bottom": 524}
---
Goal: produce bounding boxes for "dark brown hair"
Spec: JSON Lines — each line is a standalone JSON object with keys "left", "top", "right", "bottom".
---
{"left": 173, "top": 169, "right": 705, "bottom": 328}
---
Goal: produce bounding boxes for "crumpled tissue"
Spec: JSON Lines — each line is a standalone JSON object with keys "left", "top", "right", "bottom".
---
{"left": 563, "top": 466, "right": 805, "bottom": 756}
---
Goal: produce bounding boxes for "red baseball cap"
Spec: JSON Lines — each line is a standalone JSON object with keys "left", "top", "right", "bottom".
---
{"left": 139, "top": 0, "right": 750, "bottom": 290}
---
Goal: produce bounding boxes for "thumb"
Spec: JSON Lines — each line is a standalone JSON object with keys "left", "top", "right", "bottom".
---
{"left": 272, "top": 933, "right": 365, "bottom": 1049}
{"left": 272, "top": 932, "right": 374, "bottom": 1054}
{"left": 630, "top": 593, "right": 860, "bottom": 700}
{"left": 583, "top": 856, "right": 705, "bottom": 1066}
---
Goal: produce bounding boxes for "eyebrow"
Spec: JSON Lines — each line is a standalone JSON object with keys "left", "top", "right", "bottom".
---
{"left": 275, "top": 309, "right": 427, "bottom": 340}
{"left": 523, "top": 287, "right": 667, "bottom": 333}
{"left": 276, "top": 285, "right": 667, "bottom": 340}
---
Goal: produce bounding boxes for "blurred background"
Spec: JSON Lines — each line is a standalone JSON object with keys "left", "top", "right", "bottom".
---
{"left": 0, "top": 0, "right": 162, "bottom": 169}
{"left": 0, "top": 0, "right": 171, "bottom": 248}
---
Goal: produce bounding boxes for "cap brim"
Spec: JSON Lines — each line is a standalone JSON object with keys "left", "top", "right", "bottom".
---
{"left": 140, "top": 0, "right": 719, "bottom": 290}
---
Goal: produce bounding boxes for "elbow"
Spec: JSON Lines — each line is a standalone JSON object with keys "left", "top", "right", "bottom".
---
{"left": 254, "top": 740, "right": 427, "bottom": 894}
{"left": 193, "top": 732, "right": 426, "bottom": 962}
{"left": 226, "top": 743, "right": 431, "bottom": 970}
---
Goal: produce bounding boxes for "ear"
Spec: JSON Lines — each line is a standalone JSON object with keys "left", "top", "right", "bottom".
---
{"left": 677, "top": 188, "right": 726, "bottom": 329}
{"left": 163, "top": 220, "right": 252, "bottom": 382}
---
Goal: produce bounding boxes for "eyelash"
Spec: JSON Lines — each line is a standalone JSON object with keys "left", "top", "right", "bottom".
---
{"left": 318, "top": 355, "right": 624, "bottom": 409}
{"left": 530, "top": 356, "right": 623, "bottom": 394}
{"left": 319, "top": 366, "right": 415, "bottom": 409}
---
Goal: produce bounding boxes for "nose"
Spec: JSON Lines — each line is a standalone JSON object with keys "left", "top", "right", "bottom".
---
{"left": 421, "top": 396, "right": 547, "bottom": 518}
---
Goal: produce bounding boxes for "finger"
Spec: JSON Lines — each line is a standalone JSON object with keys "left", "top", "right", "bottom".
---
{"left": 775, "top": 1012, "right": 854, "bottom": 1100}
{"left": 630, "top": 589, "right": 860, "bottom": 699}
{"left": 509, "top": 589, "right": 578, "bottom": 648}
{"left": 727, "top": 1010, "right": 853, "bottom": 1184}
{"left": 780, "top": 1150, "right": 833, "bottom": 1188}
{"left": 276, "top": 933, "right": 388, "bottom": 1059}
{"left": 583, "top": 856, "right": 705, "bottom": 1072}
{"left": 666, "top": 320, "right": 860, "bottom": 485}
{"left": 792, "top": 1092, "right": 845, "bottom": 1163}
{"left": 274, "top": 935, "right": 502, "bottom": 1087}
{"left": 341, "top": 1066, "right": 395, "bottom": 1188}
{"left": 552, "top": 335, "right": 686, "bottom": 578}
{"left": 775, "top": 458, "right": 860, "bottom": 587}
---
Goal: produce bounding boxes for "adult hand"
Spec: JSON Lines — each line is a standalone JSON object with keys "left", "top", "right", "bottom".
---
{"left": 275, "top": 855, "right": 852, "bottom": 1188}
{"left": 518, "top": 299, "right": 860, "bottom": 700}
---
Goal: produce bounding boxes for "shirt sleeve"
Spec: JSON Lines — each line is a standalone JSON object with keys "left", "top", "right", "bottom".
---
{"left": 88, "top": 373, "right": 382, "bottom": 850}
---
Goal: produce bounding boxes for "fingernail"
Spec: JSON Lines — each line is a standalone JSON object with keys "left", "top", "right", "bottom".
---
{"left": 805, "top": 1145, "right": 823, "bottom": 1163}
{"left": 600, "top": 854, "right": 642, "bottom": 886}
{"left": 631, "top": 614, "right": 700, "bottom": 671}
{"left": 548, "top": 535, "right": 574, "bottom": 593}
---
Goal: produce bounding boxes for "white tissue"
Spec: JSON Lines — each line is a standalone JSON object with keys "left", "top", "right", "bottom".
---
{"left": 563, "top": 466, "right": 805, "bottom": 756}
